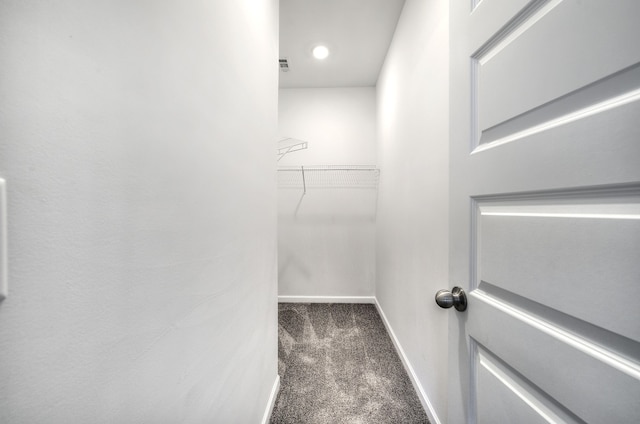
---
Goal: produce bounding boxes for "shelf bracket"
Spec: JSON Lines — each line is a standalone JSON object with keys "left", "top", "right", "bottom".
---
{"left": 277, "top": 138, "right": 308, "bottom": 162}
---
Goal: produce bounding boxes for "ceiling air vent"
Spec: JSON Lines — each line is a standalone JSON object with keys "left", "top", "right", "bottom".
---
{"left": 279, "top": 58, "right": 290, "bottom": 72}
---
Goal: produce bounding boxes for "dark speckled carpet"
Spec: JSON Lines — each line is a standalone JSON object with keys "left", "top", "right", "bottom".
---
{"left": 270, "top": 303, "right": 429, "bottom": 424}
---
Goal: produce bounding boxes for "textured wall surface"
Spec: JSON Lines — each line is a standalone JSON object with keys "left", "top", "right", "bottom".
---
{"left": 0, "top": 1, "right": 278, "bottom": 423}
{"left": 375, "top": 0, "right": 450, "bottom": 422}
{"left": 278, "top": 88, "right": 376, "bottom": 298}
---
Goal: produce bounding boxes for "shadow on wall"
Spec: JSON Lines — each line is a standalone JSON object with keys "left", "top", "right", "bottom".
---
{"left": 277, "top": 169, "right": 378, "bottom": 297}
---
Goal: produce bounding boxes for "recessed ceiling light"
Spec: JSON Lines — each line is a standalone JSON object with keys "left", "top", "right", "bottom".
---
{"left": 312, "top": 45, "right": 329, "bottom": 60}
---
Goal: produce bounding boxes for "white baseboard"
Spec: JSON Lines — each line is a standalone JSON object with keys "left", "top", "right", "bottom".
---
{"left": 278, "top": 295, "right": 376, "bottom": 304}
{"left": 261, "top": 374, "right": 280, "bottom": 424}
{"left": 374, "top": 298, "right": 442, "bottom": 424}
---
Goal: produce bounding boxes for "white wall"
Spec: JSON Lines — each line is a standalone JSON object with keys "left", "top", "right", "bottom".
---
{"left": 376, "top": 0, "right": 450, "bottom": 422}
{"left": 278, "top": 88, "right": 376, "bottom": 297}
{"left": 0, "top": 1, "right": 278, "bottom": 423}
{"left": 278, "top": 87, "right": 376, "bottom": 165}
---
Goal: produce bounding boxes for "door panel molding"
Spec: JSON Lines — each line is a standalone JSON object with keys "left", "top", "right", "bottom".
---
{"left": 476, "top": 63, "right": 640, "bottom": 151}
{"left": 470, "top": 289, "right": 640, "bottom": 423}
{"left": 470, "top": 0, "right": 560, "bottom": 149}
{"left": 475, "top": 189, "right": 640, "bottom": 340}
{"left": 476, "top": 282, "right": 640, "bottom": 369}
{"left": 476, "top": 0, "right": 640, "bottom": 131}
{"left": 476, "top": 341, "right": 585, "bottom": 424}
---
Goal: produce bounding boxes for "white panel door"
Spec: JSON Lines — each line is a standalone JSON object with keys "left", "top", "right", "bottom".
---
{"left": 448, "top": 1, "right": 640, "bottom": 423}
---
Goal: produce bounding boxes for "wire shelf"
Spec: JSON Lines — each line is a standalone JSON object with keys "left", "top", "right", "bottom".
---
{"left": 278, "top": 138, "right": 309, "bottom": 161}
{"left": 278, "top": 165, "right": 380, "bottom": 189}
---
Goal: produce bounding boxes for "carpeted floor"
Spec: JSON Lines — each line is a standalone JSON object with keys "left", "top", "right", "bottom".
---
{"left": 270, "top": 303, "right": 429, "bottom": 424}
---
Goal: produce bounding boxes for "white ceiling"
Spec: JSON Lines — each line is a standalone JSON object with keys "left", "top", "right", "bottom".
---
{"left": 279, "top": 0, "right": 406, "bottom": 88}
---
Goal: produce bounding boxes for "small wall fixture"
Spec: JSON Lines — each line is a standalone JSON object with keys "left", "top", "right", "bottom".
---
{"left": 312, "top": 45, "right": 329, "bottom": 60}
